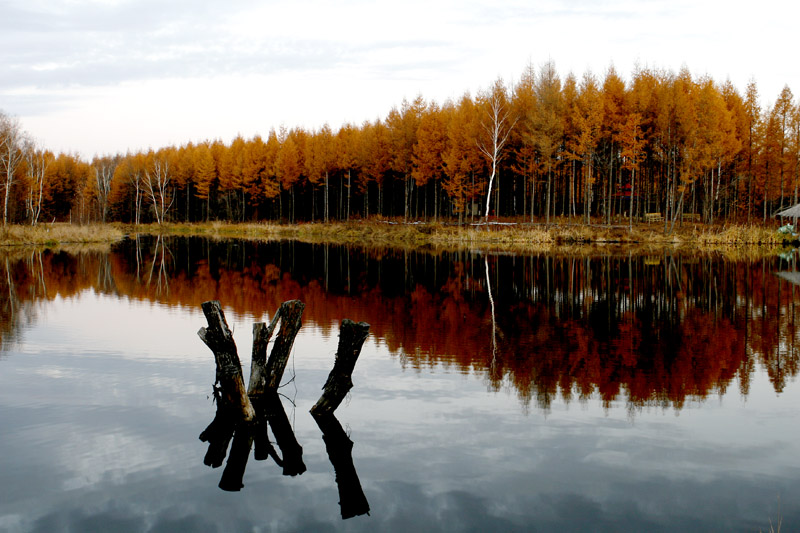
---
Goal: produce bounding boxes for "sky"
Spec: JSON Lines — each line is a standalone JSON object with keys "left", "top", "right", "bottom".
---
{"left": 1, "top": 0, "right": 797, "bottom": 158}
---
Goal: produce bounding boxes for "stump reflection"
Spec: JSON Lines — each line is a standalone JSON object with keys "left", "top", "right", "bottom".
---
{"left": 199, "top": 387, "right": 306, "bottom": 491}
{"left": 197, "top": 300, "right": 370, "bottom": 519}
{"left": 313, "top": 411, "right": 370, "bottom": 519}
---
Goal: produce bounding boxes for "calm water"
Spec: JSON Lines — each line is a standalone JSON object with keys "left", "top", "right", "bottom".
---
{"left": 0, "top": 237, "right": 798, "bottom": 532}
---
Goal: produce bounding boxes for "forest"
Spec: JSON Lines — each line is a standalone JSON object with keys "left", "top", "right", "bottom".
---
{"left": 1, "top": 61, "right": 798, "bottom": 228}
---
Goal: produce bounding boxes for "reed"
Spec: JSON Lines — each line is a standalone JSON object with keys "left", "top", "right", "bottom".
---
{"left": 0, "top": 223, "right": 125, "bottom": 246}
{"left": 694, "top": 224, "right": 781, "bottom": 245}
{"left": 118, "top": 219, "right": 785, "bottom": 256}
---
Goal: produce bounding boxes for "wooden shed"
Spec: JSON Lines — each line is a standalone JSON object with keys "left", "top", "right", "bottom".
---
{"left": 775, "top": 203, "right": 800, "bottom": 224}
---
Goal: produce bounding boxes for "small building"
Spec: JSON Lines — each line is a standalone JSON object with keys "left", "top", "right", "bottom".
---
{"left": 775, "top": 203, "right": 800, "bottom": 225}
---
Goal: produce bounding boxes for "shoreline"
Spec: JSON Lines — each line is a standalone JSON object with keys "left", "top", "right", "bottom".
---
{"left": 0, "top": 219, "right": 787, "bottom": 256}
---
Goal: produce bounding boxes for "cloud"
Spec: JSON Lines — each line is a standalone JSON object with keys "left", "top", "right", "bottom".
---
{"left": 1, "top": 0, "right": 465, "bottom": 106}
{"left": 2, "top": 0, "right": 798, "bottom": 155}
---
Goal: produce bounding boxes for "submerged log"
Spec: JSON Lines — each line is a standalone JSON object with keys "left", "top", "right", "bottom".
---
{"left": 312, "top": 412, "right": 370, "bottom": 519}
{"left": 311, "top": 319, "right": 370, "bottom": 416}
{"left": 197, "top": 300, "right": 255, "bottom": 422}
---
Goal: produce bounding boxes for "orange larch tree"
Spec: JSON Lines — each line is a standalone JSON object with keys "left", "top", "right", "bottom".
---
{"left": 570, "top": 71, "right": 603, "bottom": 223}
{"left": 531, "top": 62, "right": 564, "bottom": 223}
{"left": 219, "top": 135, "right": 246, "bottom": 221}
{"left": 276, "top": 128, "right": 306, "bottom": 222}
{"left": 773, "top": 86, "right": 795, "bottom": 211}
{"left": 443, "top": 93, "right": 486, "bottom": 222}
{"left": 335, "top": 123, "right": 361, "bottom": 220}
{"left": 358, "top": 119, "right": 391, "bottom": 217}
{"left": 412, "top": 101, "right": 449, "bottom": 220}
{"left": 510, "top": 62, "right": 539, "bottom": 221}
{"left": 743, "top": 80, "right": 762, "bottom": 221}
{"left": 193, "top": 142, "right": 217, "bottom": 221}
{"left": 616, "top": 112, "right": 645, "bottom": 229}
{"left": 600, "top": 65, "right": 628, "bottom": 224}
{"left": 305, "top": 124, "right": 336, "bottom": 222}
{"left": 387, "top": 96, "right": 425, "bottom": 220}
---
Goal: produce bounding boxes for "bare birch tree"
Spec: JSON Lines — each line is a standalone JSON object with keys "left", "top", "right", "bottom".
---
{"left": 0, "top": 111, "right": 26, "bottom": 225}
{"left": 24, "top": 140, "right": 52, "bottom": 225}
{"left": 92, "top": 155, "right": 119, "bottom": 222}
{"left": 477, "top": 79, "right": 516, "bottom": 219}
{"left": 126, "top": 153, "right": 146, "bottom": 225}
{"left": 144, "top": 150, "right": 174, "bottom": 224}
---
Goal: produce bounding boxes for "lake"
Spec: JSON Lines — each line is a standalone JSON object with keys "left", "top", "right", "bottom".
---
{"left": 0, "top": 237, "right": 798, "bottom": 532}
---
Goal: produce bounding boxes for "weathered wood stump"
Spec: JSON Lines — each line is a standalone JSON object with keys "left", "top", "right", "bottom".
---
{"left": 247, "top": 312, "right": 281, "bottom": 396}
{"left": 311, "top": 319, "right": 370, "bottom": 416}
{"left": 197, "top": 300, "right": 371, "bottom": 508}
{"left": 198, "top": 299, "right": 307, "bottom": 490}
{"left": 197, "top": 300, "right": 255, "bottom": 422}
{"left": 263, "top": 300, "right": 305, "bottom": 391}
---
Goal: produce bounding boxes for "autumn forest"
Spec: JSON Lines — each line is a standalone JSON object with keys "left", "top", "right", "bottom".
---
{"left": 1, "top": 62, "right": 798, "bottom": 228}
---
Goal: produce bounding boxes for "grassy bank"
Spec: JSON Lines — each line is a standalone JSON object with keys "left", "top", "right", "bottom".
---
{"left": 120, "top": 218, "right": 784, "bottom": 254}
{"left": 0, "top": 223, "right": 125, "bottom": 246}
{"left": 0, "top": 219, "right": 785, "bottom": 255}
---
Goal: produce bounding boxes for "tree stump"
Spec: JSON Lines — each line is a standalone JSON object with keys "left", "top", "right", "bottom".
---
{"left": 264, "top": 300, "right": 305, "bottom": 390}
{"left": 198, "top": 300, "right": 373, "bottom": 508}
{"left": 247, "top": 311, "right": 281, "bottom": 396}
{"left": 197, "top": 300, "right": 255, "bottom": 422}
{"left": 311, "top": 319, "right": 370, "bottom": 416}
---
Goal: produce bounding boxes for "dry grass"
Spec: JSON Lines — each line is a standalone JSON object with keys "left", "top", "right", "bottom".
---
{"left": 0, "top": 223, "right": 125, "bottom": 247}
{"left": 119, "top": 219, "right": 785, "bottom": 258}
{"left": 694, "top": 224, "right": 781, "bottom": 245}
{"left": 759, "top": 497, "right": 783, "bottom": 533}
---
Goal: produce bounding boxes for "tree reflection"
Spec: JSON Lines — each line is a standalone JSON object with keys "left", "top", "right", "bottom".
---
{"left": 2, "top": 239, "right": 800, "bottom": 413}
{"left": 485, "top": 255, "right": 501, "bottom": 385}
{"left": 0, "top": 247, "right": 105, "bottom": 352}
{"left": 199, "top": 388, "right": 306, "bottom": 491}
{"left": 146, "top": 235, "right": 172, "bottom": 296}
{"left": 0, "top": 256, "right": 19, "bottom": 351}
{"left": 312, "top": 412, "right": 370, "bottom": 519}
{"left": 197, "top": 305, "right": 369, "bottom": 520}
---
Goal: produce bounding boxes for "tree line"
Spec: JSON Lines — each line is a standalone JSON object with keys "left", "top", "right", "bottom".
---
{"left": 2, "top": 61, "right": 798, "bottom": 227}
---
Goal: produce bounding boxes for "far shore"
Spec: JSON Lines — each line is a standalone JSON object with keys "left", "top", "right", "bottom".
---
{"left": 0, "top": 218, "right": 789, "bottom": 256}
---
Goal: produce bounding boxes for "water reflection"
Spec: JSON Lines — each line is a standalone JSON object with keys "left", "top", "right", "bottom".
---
{"left": 199, "top": 388, "right": 370, "bottom": 519}
{"left": 1, "top": 238, "right": 799, "bottom": 413}
{"left": 199, "top": 389, "right": 307, "bottom": 490}
{"left": 313, "top": 412, "right": 370, "bottom": 519}
{"left": 196, "top": 299, "right": 371, "bottom": 520}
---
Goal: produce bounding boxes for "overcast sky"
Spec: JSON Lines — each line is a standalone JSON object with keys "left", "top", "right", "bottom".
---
{"left": 1, "top": 0, "right": 797, "bottom": 158}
